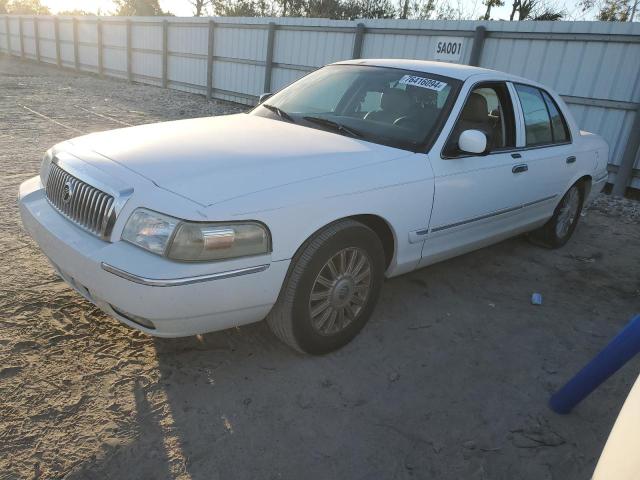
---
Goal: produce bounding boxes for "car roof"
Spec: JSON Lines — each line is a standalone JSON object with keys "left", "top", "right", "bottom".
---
{"left": 332, "top": 59, "right": 522, "bottom": 82}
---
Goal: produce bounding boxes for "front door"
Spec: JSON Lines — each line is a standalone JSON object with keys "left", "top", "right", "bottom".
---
{"left": 419, "top": 81, "right": 532, "bottom": 267}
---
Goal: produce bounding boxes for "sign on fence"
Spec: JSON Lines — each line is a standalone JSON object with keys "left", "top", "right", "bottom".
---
{"left": 434, "top": 37, "right": 465, "bottom": 62}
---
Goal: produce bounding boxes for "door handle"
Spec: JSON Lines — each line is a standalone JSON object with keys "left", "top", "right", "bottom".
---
{"left": 566, "top": 156, "right": 576, "bottom": 164}
{"left": 512, "top": 164, "right": 528, "bottom": 174}
{"left": 511, "top": 153, "right": 522, "bottom": 159}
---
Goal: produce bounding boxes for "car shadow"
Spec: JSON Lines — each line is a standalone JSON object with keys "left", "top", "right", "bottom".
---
{"left": 69, "top": 229, "right": 636, "bottom": 479}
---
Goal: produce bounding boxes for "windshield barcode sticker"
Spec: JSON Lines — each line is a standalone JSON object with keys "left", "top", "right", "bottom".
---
{"left": 398, "top": 75, "right": 447, "bottom": 91}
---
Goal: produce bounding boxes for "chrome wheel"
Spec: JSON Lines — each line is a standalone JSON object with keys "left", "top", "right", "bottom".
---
{"left": 555, "top": 186, "right": 580, "bottom": 238}
{"left": 308, "top": 247, "right": 372, "bottom": 336}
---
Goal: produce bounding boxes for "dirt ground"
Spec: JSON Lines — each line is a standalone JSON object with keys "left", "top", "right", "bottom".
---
{"left": 1, "top": 56, "right": 640, "bottom": 480}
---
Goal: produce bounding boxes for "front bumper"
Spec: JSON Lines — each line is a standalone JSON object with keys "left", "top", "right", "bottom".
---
{"left": 19, "top": 176, "right": 289, "bottom": 337}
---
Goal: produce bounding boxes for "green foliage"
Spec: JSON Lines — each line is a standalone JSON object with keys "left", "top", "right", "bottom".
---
{"left": 481, "top": 0, "right": 505, "bottom": 20}
{"left": 508, "top": 0, "right": 563, "bottom": 20}
{"left": 56, "top": 10, "right": 94, "bottom": 16}
{"left": 597, "top": 0, "right": 632, "bottom": 20}
{"left": 189, "top": 0, "right": 214, "bottom": 16}
{"left": 4, "top": 0, "right": 50, "bottom": 14}
{"left": 114, "top": 0, "right": 168, "bottom": 16}
{"left": 213, "top": 0, "right": 398, "bottom": 18}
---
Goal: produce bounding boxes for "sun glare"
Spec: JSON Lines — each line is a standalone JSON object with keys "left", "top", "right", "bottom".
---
{"left": 41, "top": 0, "right": 194, "bottom": 16}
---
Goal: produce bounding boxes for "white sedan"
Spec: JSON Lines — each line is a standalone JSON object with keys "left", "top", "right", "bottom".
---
{"left": 19, "top": 59, "right": 609, "bottom": 354}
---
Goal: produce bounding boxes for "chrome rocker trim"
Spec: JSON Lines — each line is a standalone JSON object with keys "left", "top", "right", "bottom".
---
{"left": 101, "top": 262, "right": 270, "bottom": 287}
{"left": 430, "top": 194, "right": 558, "bottom": 233}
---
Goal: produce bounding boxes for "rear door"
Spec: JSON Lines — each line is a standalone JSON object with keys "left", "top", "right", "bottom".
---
{"left": 509, "top": 83, "right": 575, "bottom": 223}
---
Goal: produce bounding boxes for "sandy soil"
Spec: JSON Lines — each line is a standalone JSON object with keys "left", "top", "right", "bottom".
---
{"left": 1, "top": 57, "right": 640, "bottom": 480}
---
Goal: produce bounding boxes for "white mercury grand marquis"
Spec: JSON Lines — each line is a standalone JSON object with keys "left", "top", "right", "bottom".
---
{"left": 19, "top": 59, "right": 609, "bottom": 354}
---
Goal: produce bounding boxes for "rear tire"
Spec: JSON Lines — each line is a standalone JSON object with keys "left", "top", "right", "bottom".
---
{"left": 266, "top": 219, "right": 385, "bottom": 354}
{"left": 528, "top": 183, "right": 584, "bottom": 249}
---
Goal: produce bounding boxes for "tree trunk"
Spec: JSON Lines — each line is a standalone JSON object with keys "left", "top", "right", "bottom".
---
{"left": 401, "top": 0, "right": 410, "bottom": 18}
{"left": 509, "top": 0, "right": 519, "bottom": 20}
{"left": 483, "top": 3, "right": 492, "bottom": 19}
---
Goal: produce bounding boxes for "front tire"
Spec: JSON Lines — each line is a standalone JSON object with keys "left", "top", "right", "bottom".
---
{"left": 267, "top": 219, "right": 385, "bottom": 354}
{"left": 529, "top": 183, "right": 584, "bottom": 249}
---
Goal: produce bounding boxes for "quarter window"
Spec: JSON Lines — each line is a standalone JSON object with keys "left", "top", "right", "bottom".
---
{"left": 515, "top": 84, "right": 570, "bottom": 146}
{"left": 541, "top": 91, "right": 570, "bottom": 143}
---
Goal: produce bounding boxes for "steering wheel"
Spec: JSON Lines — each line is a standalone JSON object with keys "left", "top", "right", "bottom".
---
{"left": 393, "top": 116, "right": 413, "bottom": 128}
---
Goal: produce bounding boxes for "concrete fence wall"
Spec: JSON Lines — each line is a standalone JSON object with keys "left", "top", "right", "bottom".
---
{"left": 1, "top": 15, "right": 639, "bottom": 192}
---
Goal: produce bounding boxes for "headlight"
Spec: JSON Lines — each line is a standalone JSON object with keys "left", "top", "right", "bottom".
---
{"left": 122, "top": 208, "right": 179, "bottom": 255}
{"left": 122, "top": 208, "right": 270, "bottom": 262}
{"left": 40, "top": 149, "right": 53, "bottom": 185}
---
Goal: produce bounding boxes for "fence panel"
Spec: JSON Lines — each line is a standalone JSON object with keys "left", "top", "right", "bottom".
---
{"left": 37, "top": 18, "right": 55, "bottom": 63}
{"left": 1, "top": 15, "right": 639, "bottom": 189}
{"left": 53, "top": 18, "right": 75, "bottom": 68}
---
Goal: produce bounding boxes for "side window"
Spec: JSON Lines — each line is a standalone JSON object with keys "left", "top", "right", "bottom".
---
{"left": 515, "top": 84, "right": 553, "bottom": 146}
{"left": 541, "top": 91, "right": 570, "bottom": 143}
{"left": 445, "top": 82, "right": 516, "bottom": 156}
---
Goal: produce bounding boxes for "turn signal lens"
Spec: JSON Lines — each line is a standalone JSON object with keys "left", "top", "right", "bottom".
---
{"left": 168, "top": 222, "right": 269, "bottom": 262}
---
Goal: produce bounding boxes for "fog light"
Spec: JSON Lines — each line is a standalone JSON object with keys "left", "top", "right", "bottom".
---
{"left": 111, "top": 306, "right": 156, "bottom": 329}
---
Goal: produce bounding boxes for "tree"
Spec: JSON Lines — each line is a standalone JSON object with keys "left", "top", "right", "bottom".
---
{"left": 212, "top": 0, "right": 261, "bottom": 15}
{"left": 598, "top": 0, "right": 635, "bottom": 20}
{"left": 57, "top": 9, "right": 94, "bottom": 16}
{"left": 5, "top": 0, "right": 50, "bottom": 14}
{"left": 578, "top": 0, "right": 637, "bottom": 21}
{"left": 0, "top": 0, "right": 7, "bottom": 14}
{"left": 481, "top": 0, "right": 504, "bottom": 19}
{"left": 532, "top": 8, "right": 563, "bottom": 19}
{"left": 509, "top": 0, "right": 563, "bottom": 20}
{"left": 114, "top": 0, "right": 167, "bottom": 15}
{"left": 188, "top": 0, "right": 214, "bottom": 16}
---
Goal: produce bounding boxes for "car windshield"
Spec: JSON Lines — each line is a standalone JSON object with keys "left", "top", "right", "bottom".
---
{"left": 250, "top": 64, "right": 461, "bottom": 151}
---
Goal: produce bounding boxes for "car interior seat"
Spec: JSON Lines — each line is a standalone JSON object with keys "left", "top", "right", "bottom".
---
{"left": 364, "top": 89, "right": 412, "bottom": 124}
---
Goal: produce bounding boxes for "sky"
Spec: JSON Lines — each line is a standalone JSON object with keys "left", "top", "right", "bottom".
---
{"left": 40, "top": 0, "right": 589, "bottom": 20}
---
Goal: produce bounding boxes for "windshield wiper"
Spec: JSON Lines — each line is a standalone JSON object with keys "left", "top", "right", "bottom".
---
{"left": 302, "top": 116, "right": 363, "bottom": 138}
{"left": 262, "top": 103, "right": 295, "bottom": 123}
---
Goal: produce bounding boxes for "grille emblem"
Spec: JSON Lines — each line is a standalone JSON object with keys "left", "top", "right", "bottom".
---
{"left": 62, "top": 181, "right": 74, "bottom": 204}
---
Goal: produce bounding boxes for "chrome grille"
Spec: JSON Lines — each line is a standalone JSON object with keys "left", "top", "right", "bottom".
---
{"left": 45, "top": 163, "right": 115, "bottom": 240}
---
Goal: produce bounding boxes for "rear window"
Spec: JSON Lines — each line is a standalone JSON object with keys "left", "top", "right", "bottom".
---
{"left": 541, "top": 90, "right": 570, "bottom": 143}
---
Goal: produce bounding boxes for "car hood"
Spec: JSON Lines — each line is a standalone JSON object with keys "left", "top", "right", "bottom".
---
{"left": 68, "top": 114, "right": 410, "bottom": 207}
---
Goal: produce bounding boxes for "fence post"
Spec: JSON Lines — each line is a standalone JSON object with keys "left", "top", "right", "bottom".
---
{"left": 468, "top": 25, "right": 487, "bottom": 67}
{"left": 206, "top": 20, "right": 214, "bottom": 100}
{"left": 126, "top": 19, "right": 132, "bottom": 82}
{"left": 54, "top": 16, "right": 61, "bottom": 67}
{"left": 352, "top": 23, "right": 365, "bottom": 59}
{"left": 162, "top": 19, "right": 168, "bottom": 89}
{"left": 263, "top": 22, "right": 276, "bottom": 94}
{"left": 18, "top": 16, "right": 24, "bottom": 58}
{"left": 4, "top": 16, "right": 10, "bottom": 56}
{"left": 34, "top": 17, "right": 40, "bottom": 62}
{"left": 97, "top": 18, "right": 103, "bottom": 77}
{"left": 72, "top": 17, "right": 79, "bottom": 70}
{"left": 612, "top": 106, "right": 640, "bottom": 196}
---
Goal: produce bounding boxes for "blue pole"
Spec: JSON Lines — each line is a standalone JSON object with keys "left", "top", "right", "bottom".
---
{"left": 549, "top": 314, "right": 640, "bottom": 414}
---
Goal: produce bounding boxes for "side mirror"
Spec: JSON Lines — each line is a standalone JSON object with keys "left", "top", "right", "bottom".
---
{"left": 258, "top": 92, "right": 273, "bottom": 105}
{"left": 458, "top": 129, "right": 488, "bottom": 155}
